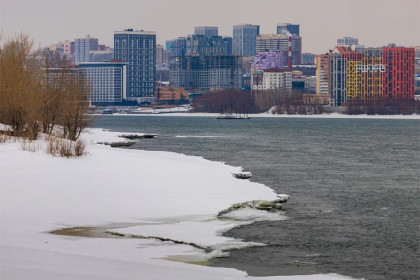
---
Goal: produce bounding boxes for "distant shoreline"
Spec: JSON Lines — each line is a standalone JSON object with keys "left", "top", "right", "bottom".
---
{"left": 101, "top": 112, "right": 420, "bottom": 120}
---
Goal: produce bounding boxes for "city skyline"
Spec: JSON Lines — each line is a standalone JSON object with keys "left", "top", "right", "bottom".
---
{"left": 1, "top": 0, "right": 419, "bottom": 54}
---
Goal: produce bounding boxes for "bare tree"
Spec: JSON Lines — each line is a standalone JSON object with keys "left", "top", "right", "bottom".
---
{"left": 0, "top": 34, "right": 95, "bottom": 142}
{"left": 60, "top": 78, "right": 94, "bottom": 141}
{"left": 0, "top": 34, "right": 44, "bottom": 139}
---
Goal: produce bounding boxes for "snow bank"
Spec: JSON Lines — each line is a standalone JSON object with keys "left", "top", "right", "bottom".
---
{"left": 0, "top": 127, "right": 359, "bottom": 280}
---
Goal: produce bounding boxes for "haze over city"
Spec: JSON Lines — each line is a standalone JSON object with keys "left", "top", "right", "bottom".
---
{"left": 1, "top": 0, "right": 419, "bottom": 53}
{"left": 1, "top": 0, "right": 420, "bottom": 280}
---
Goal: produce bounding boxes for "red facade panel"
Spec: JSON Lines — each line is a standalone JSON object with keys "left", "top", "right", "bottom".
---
{"left": 383, "top": 48, "right": 415, "bottom": 100}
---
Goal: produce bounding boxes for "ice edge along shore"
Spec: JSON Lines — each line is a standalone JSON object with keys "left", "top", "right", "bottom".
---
{"left": 0, "top": 127, "right": 359, "bottom": 280}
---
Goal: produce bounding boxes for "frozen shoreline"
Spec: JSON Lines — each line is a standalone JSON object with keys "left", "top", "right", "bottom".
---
{"left": 110, "top": 111, "right": 420, "bottom": 120}
{"left": 0, "top": 127, "right": 359, "bottom": 280}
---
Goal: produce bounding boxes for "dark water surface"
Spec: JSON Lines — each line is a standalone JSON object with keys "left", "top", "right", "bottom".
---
{"left": 94, "top": 116, "right": 420, "bottom": 280}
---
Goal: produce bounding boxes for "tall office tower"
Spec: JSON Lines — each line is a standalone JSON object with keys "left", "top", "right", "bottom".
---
{"left": 74, "top": 35, "right": 98, "bottom": 65}
{"left": 114, "top": 29, "right": 156, "bottom": 103}
{"left": 277, "top": 23, "right": 300, "bottom": 36}
{"left": 233, "top": 24, "right": 260, "bottom": 57}
{"left": 194, "top": 26, "right": 218, "bottom": 38}
{"left": 291, "top": 35, "right": 303, "bottom": 65}
{"left": 257, "top": 34, "right": 302, "bottom": 65}
{"left": 337, "top": 37, "right": 359, "bottom": 46}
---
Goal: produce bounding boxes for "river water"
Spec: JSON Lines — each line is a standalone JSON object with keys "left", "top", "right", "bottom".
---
{"left": 94, "top": 116, "right": 420, "bottom": 280}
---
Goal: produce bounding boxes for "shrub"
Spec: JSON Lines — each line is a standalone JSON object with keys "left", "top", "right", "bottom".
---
{"left": 46, "top": 135, "right": 86, "bottom": 158}
{"left": 74, "top": 140, "right": 86, "bottom": 157}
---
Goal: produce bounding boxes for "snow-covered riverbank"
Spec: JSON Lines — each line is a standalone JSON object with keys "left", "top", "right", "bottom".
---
{"left": 0, "top": 128, "right": 358, "bottom": 279}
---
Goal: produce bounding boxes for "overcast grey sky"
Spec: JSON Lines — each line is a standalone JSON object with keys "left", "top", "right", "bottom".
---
{"left": 1, "top": 0, "right": 419, "bottom": 53}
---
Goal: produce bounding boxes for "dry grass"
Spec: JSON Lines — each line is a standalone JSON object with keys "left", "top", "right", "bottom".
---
{"left": 46, "top": 135, "right": 86, "bottom": 158}
{"left": 21, "top": 138, "right": 42, "bottom": 152}
{"left": 74, "top": 140, "right": 86, "bottom": 157}
{"left": 0, "top": 133, "right": 11, "bottom": 143}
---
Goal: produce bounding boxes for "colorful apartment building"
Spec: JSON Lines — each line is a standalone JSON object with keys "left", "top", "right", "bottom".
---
{"left": 383, "top": 48, "right": 415, "bottom": 101}
{"left": 316, "top": 46, "right": 415, "bottom": 106}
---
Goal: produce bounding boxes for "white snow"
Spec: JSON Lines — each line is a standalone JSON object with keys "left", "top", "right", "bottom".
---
{"left": 0, "top": 127, "right": 360, "bottom": 280}
{"left": 109, "top": 219, "right": 266, "bottom": 254}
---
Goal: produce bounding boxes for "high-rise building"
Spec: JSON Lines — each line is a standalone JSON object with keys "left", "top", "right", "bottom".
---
{"left": 315, "top": 54, "right": 330, "bottom": 95}
{"left": 114, "top": 29, "right": 156, "bottom": 103}
{"left": 194, "top": 26, "right": 218, "bottom": 38}
{"left": 78, "top": 62, "right": 127, "bottom": 104}
{"left": 257, "top": 34, "right": 289, "bottom": 52}
{"left": 233, "top": 24, "right": 260, "bottom": 57}
{"left": 256, "top": 34, "right": 302, "bottom": 65}
{"left": 317, "top": 45, "right": 415, "bottom": 106}
{"left": 337, "top": 37, "right": 359, "bottom": 46}
{"left": 383, "top": 47, "right": 415, "bottom": 101}
{"left": 169, "top": 35, "right": 232, "bottom": 57}
{"left": 329, "top": 47, "right": 364, "bottom": 106}
{"left": 74, "top": 35, "right": 98, "bottom": 65}
{"left": 277, "top": 23, "right": 300, "bottom": 36}
{"left": 170, "top": 55, "right": 242, "bottom": 90}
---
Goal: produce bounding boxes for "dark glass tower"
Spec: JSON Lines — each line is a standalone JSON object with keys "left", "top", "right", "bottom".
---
{"left": 114, "top": 29, "right": 156, "bottom": 103}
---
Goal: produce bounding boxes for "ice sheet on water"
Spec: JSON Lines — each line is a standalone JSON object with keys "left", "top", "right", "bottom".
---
{"left": 219, "top": 208, "right": 287, "bottom": 221}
